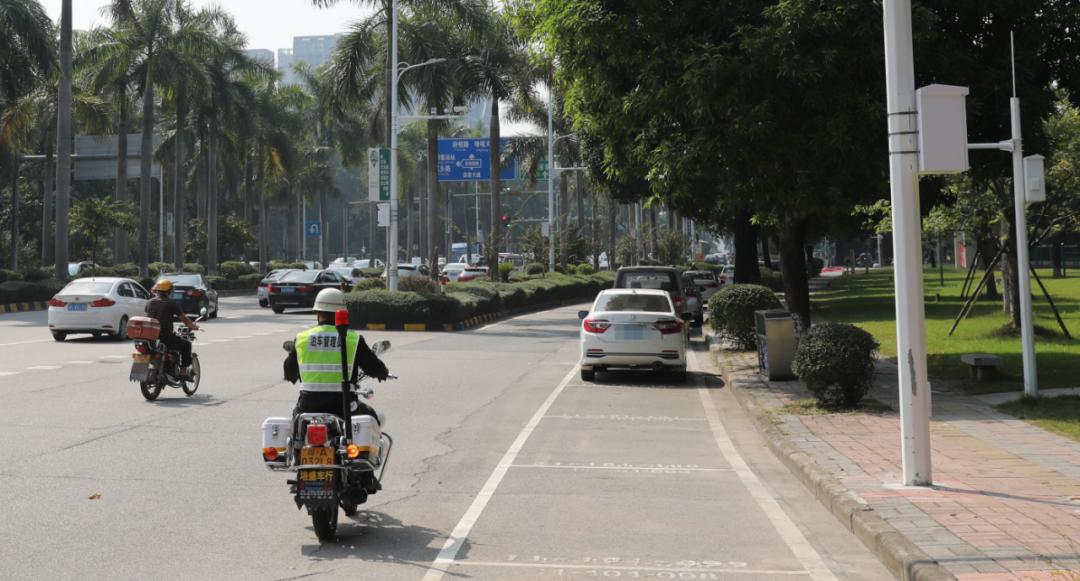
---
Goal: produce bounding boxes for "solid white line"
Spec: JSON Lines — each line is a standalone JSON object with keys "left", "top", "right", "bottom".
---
{"left": 66, "top": 360, "right": 93, "bottom": 365}
{"left": 0, "top": 339, "right": 51, "bottom": 347}
{"left": 512, "top": 463, "right": 734, "bottom": 473}
{"left": 689, "top": 350, "right": 837, "bottom": 581}
{"left": 100, "top": 355, "right": 128, "bottom": 360}
{"left": 450, "top": 561, "right": 808, "bottom": 576}
{"left": 231, "top": 335, "right": 252, "bottom": 339}
{"left": 25, "top": 365, "right": 60, "bottom": 371}
{"left": 422, "top": 365, "right": 579, "bottom": 581}
{"left": 0, "top": 371, "right": 19, "bottom": 377}
{"left": 545, "top": 414, "right": 706, "bottom": 422}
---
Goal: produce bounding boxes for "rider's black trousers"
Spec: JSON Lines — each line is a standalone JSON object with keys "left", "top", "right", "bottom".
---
{"left": 159, "top": 334, "right": 192, "bottom": 367}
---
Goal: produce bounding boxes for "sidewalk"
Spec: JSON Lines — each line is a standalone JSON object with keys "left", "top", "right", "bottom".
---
{"left": 717, "top": 348, "right": 1080, "bottom": 581}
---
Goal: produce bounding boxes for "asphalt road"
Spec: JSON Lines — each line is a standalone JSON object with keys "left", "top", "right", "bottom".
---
{"left": 0, "top": 296, "right": 892, "bottom": 581}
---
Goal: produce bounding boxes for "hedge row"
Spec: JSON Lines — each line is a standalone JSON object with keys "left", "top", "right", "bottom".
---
{"left": 0, "top": 280, "right": 66, "bottom": 304}
{"left": 345, "top": 272, "right": 615, "bottom": 326}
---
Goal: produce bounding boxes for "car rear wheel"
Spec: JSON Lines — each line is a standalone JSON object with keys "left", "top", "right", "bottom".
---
{"left": 259, "top": 298, "right": 268, "bottom": 307}
{"left": 580, "top": 368, "right": 596, "bottom": 382}
{"left": 668, "top": 367, "right": 688, "bottom": 383}
{"left": 272, "top": 305, "right": 285, "bottom": 314}
{"left": 114, "top": 316, "right": 129, "bottom": 340}
{"left": 51, "top": 331, "right": 67, "bottom": 342}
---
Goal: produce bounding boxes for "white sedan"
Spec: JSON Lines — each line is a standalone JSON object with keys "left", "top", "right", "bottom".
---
{"left": 47, "top": 277, "right": 150, "bottom": 341}
{"left": 578, "top": 288, "right": 689, "bottom": 382}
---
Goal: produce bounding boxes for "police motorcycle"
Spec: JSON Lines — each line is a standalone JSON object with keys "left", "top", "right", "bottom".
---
{"left": 261, "top": 310, "right": 395, "bottom": 541}
{"left": 127, "top": 307, "right": 208, "bottom": 401}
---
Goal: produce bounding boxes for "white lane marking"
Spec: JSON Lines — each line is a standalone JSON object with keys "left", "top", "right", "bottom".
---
{"left": 25, "top": 365, "right": 61, "bottom": 371}
{"left": 512, "top": 463, "right": 734, "bottom": 473}
{"left": 231, "top": 335, "right": 252, "bottom": 339}
{"left": 100, "top": 355, "right": 128, "bottom": 360}
{"left": 0, "top": 371, "right": 20, "bottom": 377}
{"left": 545, "top": 414, "right": 706, "bottom": 422}
{"left": 422, "top": 365, "right": 579, "bottom": 581}
{"left": 450, "top": 561, "right": 807, "bottom": 576}
{"left": 689, "top": 350, "right": 837, "bottom": 581}
{"left": 67, "top": 360, "right": 93, "bottom": 365}
{"left": 0, "top": 339, "right": 51, "bottom": 347}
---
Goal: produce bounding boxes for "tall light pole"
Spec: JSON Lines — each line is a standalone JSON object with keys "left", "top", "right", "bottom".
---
{"left": 882, "top": 0, "right": 932, "bottom": 486}
{"left": 54, "top": 0, "right": 73, "bottom": 280}
{"left": 547, "top": 82, "right": 555, "bottom": 271}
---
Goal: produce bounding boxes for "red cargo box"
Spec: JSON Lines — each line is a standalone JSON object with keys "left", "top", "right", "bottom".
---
{"left": 127, "top": 316, "right": 160, "bottom": 340}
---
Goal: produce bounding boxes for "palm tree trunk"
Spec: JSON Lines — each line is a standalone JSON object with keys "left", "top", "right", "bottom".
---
{"left": 257, "top": 143, "right": 267, "bottom": 269}
{"left": 206, "top": 125, "right": 218, "bottom": 275}
{"left": 138, "top": 70, "right": 154, "bottom": 278}
{"left": 114, "top": 85, "right": 129, "bottom": 263}
{"left": 41, "top": 140, "right": 53, "bottom": 265}
{"left": 426, "top": 121, "right": 439, "bottom": 279}
{"left": 173, "top": 84, "right": 186, "bottom": 270}
{"left": 558, "top": 172, "right": 568, "bottom": 266}
{"left": 488, "top": 96, "right": 501, "bottom": 280}
{"left": 54, "top": 0, "right": 72, "bottom": 280}
{"left": 607, "top": 195, "right": 616, "bottom": 270}
{"left": 9, "top": 157, "right": 17, "bottom": 270}
{"left": 576, "top": 171, "right": 585, "bottom": 230}
{"left": 648, "top": 205, "right": 657, "bottom": 259}
{"left": 591, "top": 186, "right": 598, "bottom": 271}
{"left": 319, "top": 190, "right": 328, "bottom": 267}
{"left": 197, "top": 128, "right": 208, "bottom": 225}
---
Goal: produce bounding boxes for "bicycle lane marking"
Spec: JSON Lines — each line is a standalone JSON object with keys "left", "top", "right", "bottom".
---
{"left": 421, "top": 364, "right": 579, "bottom": 581}
{"left": 688, "top": 349, "right": 838, "bottom": 581}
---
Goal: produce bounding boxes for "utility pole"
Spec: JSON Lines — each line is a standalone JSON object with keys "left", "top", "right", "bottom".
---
{"left": 882, "top": 0, "right": 932, "bottom": 486}
{"left": 547, "top": 81, "right": 556, "bottom": 271}
{"left": 54, "top": 0, "right": 73, "bottom": 280}
{"left": 1009, "top": 34, "right": 1038, "bottom": 396}
{"left": 388, "top": 0, "right": 400, "bottom": 290}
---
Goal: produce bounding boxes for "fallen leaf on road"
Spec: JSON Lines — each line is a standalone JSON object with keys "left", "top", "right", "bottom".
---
{"left": 88, "top": 493, "right": 101, "bottom": 500}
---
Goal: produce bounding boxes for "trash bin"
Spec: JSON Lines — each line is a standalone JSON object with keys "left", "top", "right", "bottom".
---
{"left": 755, "top": 309, "right": 796, "bottom": 380}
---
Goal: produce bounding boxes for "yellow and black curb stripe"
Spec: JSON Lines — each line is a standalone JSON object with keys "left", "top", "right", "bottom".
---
{"left": 0, "top": 301, "right": 48, "bottom": 314}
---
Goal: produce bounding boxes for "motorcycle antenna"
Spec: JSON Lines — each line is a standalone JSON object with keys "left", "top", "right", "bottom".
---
{"left": 335, "top": 309, "right": 354, "bottom": 442}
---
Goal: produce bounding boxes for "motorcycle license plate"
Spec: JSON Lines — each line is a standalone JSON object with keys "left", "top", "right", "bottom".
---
{"left": 300, "top": 447, "right": 334, "bottom": 466}
{"left": 297, "top": 469, "right": 335, "bottom": 502}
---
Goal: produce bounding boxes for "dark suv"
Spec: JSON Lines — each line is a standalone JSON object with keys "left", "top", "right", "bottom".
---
{"left": 613, "top": 266, "right": 691, "bottom": 319}
{"left": 155, "top": 273, "right": 219, "bottom": 318}
{"left": 268, "top": 269, "right": 352, "bottom": 313}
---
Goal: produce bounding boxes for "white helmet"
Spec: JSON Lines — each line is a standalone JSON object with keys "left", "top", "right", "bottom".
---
{"left": 313, "top": 288, "right": 346, "bottom": 313}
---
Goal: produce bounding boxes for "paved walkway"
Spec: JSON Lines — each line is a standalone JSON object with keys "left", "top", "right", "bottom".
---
{"left": 719, "top": 350, "right": 1080, "bottom": 581}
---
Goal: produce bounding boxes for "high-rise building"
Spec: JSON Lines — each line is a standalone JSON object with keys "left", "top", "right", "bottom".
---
{"left": 276, "top": 34, "right": 343, "bottom": 85}
{"left": 244, "top": 48, "right": 274, "bottom": 65}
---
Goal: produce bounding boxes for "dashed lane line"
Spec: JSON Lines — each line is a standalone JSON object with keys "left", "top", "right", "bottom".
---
{"left": 24, "top": 365, "right": 60, "bottom": 371}
{"left": 0, "top": 339, "right": 52, "bottom": 347}
{"left": 0, "top": 371, "right": 20, "bottom": 377}
{"left": 422, "top": 365, "right": 579, "bottom": 581}
{"left": 689, "top": 349, "right": 838, "bottom": 581}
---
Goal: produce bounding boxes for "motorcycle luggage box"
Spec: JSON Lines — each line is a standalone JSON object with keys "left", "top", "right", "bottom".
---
{"left": 261, "top": 417, "right": 291, "bottom": 468}
{"left": 350, "top": 415, "right": 381, "bottom": 463}
{"left": 127, "top": 316, "right": 161, "bottom": 341}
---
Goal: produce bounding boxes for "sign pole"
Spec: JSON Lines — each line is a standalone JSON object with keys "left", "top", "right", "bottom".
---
{"left": 882, "top": 0, "right": 932, "bottom": 485}
{"left": 547, "top": 83, "right": 556, "bottom": 271}
{"left": 388, "top": 0, "right": 400, "bottom": 291}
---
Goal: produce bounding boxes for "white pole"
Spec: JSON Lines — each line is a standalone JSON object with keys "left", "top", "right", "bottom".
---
{"left": 1011, "top": 97, "right": 1038, "bottom": 395}
{"left": 547, "top": 82, "right": 555, "bottom": 271}
{"left": 388, "top": 0, "right": 400, "bottom": 291}
{"left": 882, "top": 0, "right": 932, "bottom": 486}
{"left": 158, "top": 172, "right": 164, "bottom": 262}
{"left": 302, "top": 197, "right": 306, "bottom": 261}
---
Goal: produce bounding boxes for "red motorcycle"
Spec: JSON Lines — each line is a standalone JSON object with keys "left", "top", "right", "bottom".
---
{"left": 127, "top": 308, "right": 207, "bottom": 401}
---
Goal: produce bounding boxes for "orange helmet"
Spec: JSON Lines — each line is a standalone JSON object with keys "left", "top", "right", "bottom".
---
{"left": 152, "top": 279, "right": 173, "bottom": 293}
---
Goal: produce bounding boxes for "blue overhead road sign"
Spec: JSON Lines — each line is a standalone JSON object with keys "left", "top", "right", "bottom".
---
{"left": 437, "top": 138, "right": 517, "bottom": 182}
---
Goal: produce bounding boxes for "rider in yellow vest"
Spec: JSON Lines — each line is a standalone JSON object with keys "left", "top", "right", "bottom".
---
{"left": 283, "top": 288, "right": 388, "bottom": 421}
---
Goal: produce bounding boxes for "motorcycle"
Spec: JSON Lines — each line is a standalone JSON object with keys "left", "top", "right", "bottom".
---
{"left": 127, "top": 308, "right": 208, "bottom": 401}
{"left": 261, "top": 330, "right": 395, "bottom": 542}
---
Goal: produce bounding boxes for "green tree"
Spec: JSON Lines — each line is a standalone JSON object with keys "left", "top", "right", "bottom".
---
{"left": 0, "top": 0, "right": 55, "bottom": 105}
{"left": 71, "top": 197, "right": 136, "bottom": 266}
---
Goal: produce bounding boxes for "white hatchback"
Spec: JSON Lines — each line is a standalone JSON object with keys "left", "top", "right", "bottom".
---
{"left": 47, "top": 277, "right": 151, "bottom": 341}
{"left": 578, "top": 288, "right": 688, "bottom": 382}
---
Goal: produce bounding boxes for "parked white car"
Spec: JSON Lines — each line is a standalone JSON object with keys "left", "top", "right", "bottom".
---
{"left": 47, "top": 277, "right": 151, "bottom": 341}
{"left": 440, "top": 262, "right": 469, "bottom": 283}
{"left": 353, "top": 259, "right": 385, "bottom": 269}
{"left": 380, "top": 264, "right": 430, "bottom": 279}
{"left": 578, "top": 288, "right": 688, "bottom": 382}
{"left": 684, "top": 270, "right": 722, "bottom": 302}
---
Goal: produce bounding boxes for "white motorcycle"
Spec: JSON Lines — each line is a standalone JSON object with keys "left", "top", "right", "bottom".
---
{"left": 261, "top": 338, "right": 395, "bottom": 541}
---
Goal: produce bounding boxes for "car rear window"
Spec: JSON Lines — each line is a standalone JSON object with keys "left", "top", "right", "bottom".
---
{"left": 163, "top": 274, "right": 201, "bottom": 286}
{"left": 60, "top": 281, "right": 113, "bottom": 295}
{"left": 690, "top": 272, "right": 717, "bottom": 282}
{"left": 595, "top": 293, "right": 672, "bottom": 313}
{"left": 281, "top": 270, "right": 318, "bottom": 283}
{"left": 619, "top": 271, "right": 677, "bottom": 292}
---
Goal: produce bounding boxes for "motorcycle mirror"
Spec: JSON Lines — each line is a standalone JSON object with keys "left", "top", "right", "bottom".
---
{"left": 371, "top": 340, "right": 391, "bottom": 355}
{"left": 282, "top": 340, "right": 295, "bottom": 353}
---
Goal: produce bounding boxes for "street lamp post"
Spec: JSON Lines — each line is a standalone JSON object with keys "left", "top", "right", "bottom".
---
{"left": 547, "top": 130, "right": 577, "bottom": 270}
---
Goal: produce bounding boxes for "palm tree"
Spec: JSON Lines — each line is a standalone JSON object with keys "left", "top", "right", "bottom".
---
{"left": 0, "top": 0, "right": 55, "bottom": 106}
{"left": 248, "top": 74, "right": 299, "bottom": 269}
{"left": 462, "top": 7, "right": 531, "bottom": 279}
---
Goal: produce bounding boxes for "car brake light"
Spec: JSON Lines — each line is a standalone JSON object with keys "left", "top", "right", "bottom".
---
{"left": 655, "top": 319, "right": 683, "bottom": 335}
{"left": 186, "top": 289, "right": 203, "bottom": 298}
{"left": 306, "top": 424, "right": 328, "bottom": 447}
{"left": 583, "top": 319, "right": 611, "bottom": 334}
{"left": 48, "top": 298, "right": 66, "bottom": 307}
{"left": 302, "top": 284, "right": 316, "bottom": 293}
{"left": 672, "top": 295, "right": 684, "bottom": 306}
{"left": 267, "top": 284, "right": 276, "bottom": 293}
{"left": 90, "top": 298, "right": 115, "bottom": 307}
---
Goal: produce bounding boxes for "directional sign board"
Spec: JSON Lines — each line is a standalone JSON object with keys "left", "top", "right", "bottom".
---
{"left": 437, "top": 138, "right": 516, "bottom": 182}
{"left": 368, "top": 148, "right": 390, "bottom": 201}
{"left": 376, "top": 203, "right": 390, "bottom": 227}
{"left": 306, "top": 221, "right": 321, "bottom": 238}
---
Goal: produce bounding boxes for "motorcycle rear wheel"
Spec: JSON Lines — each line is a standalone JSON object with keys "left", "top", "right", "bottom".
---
{"left": 181, "top": 355, "right": 200, "bottom": 396}
{"left": 311, "top": 506, "right": 338, "bottom": 541}
{"left": 140, "top": 381, "right": 162, "bottom": 401}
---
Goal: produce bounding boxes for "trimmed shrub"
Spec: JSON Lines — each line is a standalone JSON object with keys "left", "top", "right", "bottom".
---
{"left": 352, "top": 278, "right": 385, "bottom": 291}
{"left": 759, "top": 267, "right": 784, "bottom": 292}
{"left": 0, "top": 269, "right": 24, "bottom": 283}
{"left": 793, "top": 323, "right": 879, "bottom": 410}
{"left": 149, "top": 262, "right": 173, "bottom": 276}
{"left": 219, "top": 261, "right": 256, "bottom": 279}
{"left": 498, "top": 262, "right": 513, "bottom": 282}
{"left": 398, "top": 276, "right": 440, "bottom": 294}
{"left": 708, "top": 284, "right": 783, "bottom": 349}
{"left": 0, "top": 280, "right": 66, "bottom": 304}
{"left": 575, "top": 263, "right": 596, "bottom": 275}
{"left": 19, "top": 267, "right": 50, "bottom": 282}
{"left": 345, "top": 289, "right": 462, "bottom": 326}
{"left": 267, "top": 260, "right": 308, "bottom": 271}
{"left": 207, "top": 273, "right": 262, "bottom": 291}
{"left": 525, "top": 262, "right": 545, "bottom": 275}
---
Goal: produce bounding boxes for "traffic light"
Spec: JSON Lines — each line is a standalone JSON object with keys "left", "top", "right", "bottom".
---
{"left": 501, "top": 214, "right": 512, "bottom": 229}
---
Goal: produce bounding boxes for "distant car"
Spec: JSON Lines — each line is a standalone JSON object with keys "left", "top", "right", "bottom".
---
{"left": 684, "top": 270, "right": 721, "bottom": 302}
{"left": 258, "top": 269, "right": 294, "bottom": 307}
{"left": 47, "top": 277, "right": 151, "bottom": 341}
{"left": 379, "top": 264, "right": 430, "bottom": 280}
{"left": 331, "top": 256, "right": 359, "bottom": 265}
{"left": 680, "top": 277, "right": 705, "bottom": 326}
{"left": 353, "top": 259, "right": 385, "bottom": 269}
{"left": 578, "top": 288, "right": 688, "bottom": 382}
{"left": 457, "top": 266, "right": 489, "bottom": 282}
{"left": 440, "top": 263, "right": 469, "bottom": 284}
{"left": 718, "top": 265, "right": 734, "bottom": 286}
{"left": 302, "top": 261, "right": 322, "bottom": 270}
{"left": 613, "top": 266, "right": 691, "bottom": 320}
{"left": 67, "top": 261, "right": 96, "bottom": 277}
{"left": 268, "top": 269, "right": 352, "bottom": 314}
{"left": 155, "top": 273, "right": 219, "bottom": 318}
{"left": 327, "top": 265, "right": 361, "bottom": 283}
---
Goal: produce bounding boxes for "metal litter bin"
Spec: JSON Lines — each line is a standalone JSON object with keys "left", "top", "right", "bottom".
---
{"left": 755, "top": 309, "right": 796, "bottom": 380}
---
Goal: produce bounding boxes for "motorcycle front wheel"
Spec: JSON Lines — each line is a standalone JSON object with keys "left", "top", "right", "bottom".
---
{"left": 181, "top": 354, "right": 201, "bottom": 396}
{"left": 311, "top": 506, "right": 338, "bottom": 541}
{"left": 140, "top": 381, "right": 162, "bottom": 401}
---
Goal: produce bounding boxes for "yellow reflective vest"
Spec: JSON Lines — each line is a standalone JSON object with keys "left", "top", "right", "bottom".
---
{"left": 294, "top": 324, "right": 360, "bottom": 392}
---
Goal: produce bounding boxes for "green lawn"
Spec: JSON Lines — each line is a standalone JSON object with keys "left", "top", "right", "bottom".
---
{"left": 814, "top": 266, "right": 1080, "bottom": 390}
{"left": 997, "top": 395, "right": 1080, "bottom": 442}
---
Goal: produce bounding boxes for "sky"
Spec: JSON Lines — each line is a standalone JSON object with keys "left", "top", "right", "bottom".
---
{"left": 43, "top": 1, "right": 375, "bottom": 52}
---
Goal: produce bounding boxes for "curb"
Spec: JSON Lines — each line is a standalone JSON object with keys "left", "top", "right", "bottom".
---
{"left": 352, "top": 298, "right": 587, "bottom": 333}
{"left": 0, "top": 301, "right": 48, "bottom": 314}
{"left": 709, "top": 337, "right": 955, "bottom": 581}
